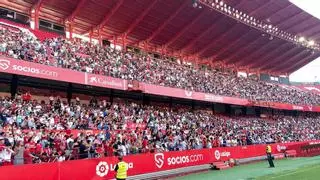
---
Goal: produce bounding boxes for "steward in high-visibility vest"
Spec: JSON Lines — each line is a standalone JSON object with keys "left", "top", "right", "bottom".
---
{"left": 266, "top": 145, "right": 275, "bottom": 168}
{"left": 114, "top": 156, "right": 128, "bottom": 180}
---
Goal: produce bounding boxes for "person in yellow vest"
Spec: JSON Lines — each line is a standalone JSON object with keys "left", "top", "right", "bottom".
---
{"left": 114, "top": 156, "right": 128, "bottom": 180}
{"left": 266, "top": 145, "right": 275, "bottom": 168}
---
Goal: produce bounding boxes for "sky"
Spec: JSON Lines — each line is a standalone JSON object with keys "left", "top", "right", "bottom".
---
{"left": 288, "top": 0, "right": 320, "bottom": 82}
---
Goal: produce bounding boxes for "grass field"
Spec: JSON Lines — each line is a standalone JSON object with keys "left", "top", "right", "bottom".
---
{"left": 175, "top": 156, "right": 320, "bottom": 180}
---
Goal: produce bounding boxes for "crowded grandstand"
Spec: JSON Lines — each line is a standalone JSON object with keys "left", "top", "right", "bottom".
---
{"left": 0, "top": 0, "right": 320, "bottom": 179}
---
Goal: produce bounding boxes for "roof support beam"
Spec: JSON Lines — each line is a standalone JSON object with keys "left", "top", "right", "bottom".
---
{"left": 259, "top": 46, "right": 302, "bottom": 70}
{"left": 300, "top": 25, "right": 320, "bottom": 38}
{"left": 270, "top": 50, "right": 310, "bottom": 72}
{"left": 269, "top": 4, "right": 292, "bottom": 19}
{"left": 31, "top": 0, "right": 45, "bottom": 12}
{"left": 122, "top": 0, "right": 158, "bottom": 37}
{"left": 179, "top": 15, "right": 222, "bottom": 54}
{"left": 286, "top": 53, "right": 319, "bottom": 73}
{"left": 30, "top": 0, "right": 45, "bottom": 30}
{"left": 144, "top": 1, "right": 188, "bottom": 43}
{"left": 211, "top": 30, "right": 252, "bottom": 60}
{"left": 164, "top": 10, "right": 206, "bottom": 48}
{"left": 222, "top": 36, "right": 262, "bottom": 64}
{"left": 65, "top": 0, "right": 87, "bottom": 22}
{"left": 275, "top": 11, "right": 304, "bottom": 27}
{"left": 204, "top": 1, "right": 275, "bottom": 64}
{"left": 285, "top": 17, "right": 313, "bottom": 32}
{"left": 192, "top": 24, "right": 237, "bottom": 58}
{"left": 180, "top": 0, "right": 246, "bottom": 54}
{"left": 85, "top": 0, "right": 124, "bottom": 34}
{"left": 224, "top": 1, "right": 288, "bottom": 64}
{"left": 243, "top": 41, "right": 289, "bottom": 68}
{"left": 246, "top": 0, "right": 274, "bottom": 16}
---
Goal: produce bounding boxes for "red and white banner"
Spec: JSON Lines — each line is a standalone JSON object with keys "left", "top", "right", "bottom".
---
{"left": 1, "top": 57, "right": 320, "bottom": 112}
{"left": 250, "top": 101, "right": 320, "bottom": 112}
{"left": 0, "top": 141, "right": 318, "bottom": 180}
{"left": 142, "top": 83, "right": 250, "bottom": 106}
{"left": 0, "top": 57, "right": 84, "bottom": 84}
{"left": 85, "top": 73, "right": 127, "bottom": 91}
{"left": 0, "top": 58, "right": 127, "bottom": 91}
{"left": 126, "top": 122, "right": 146, "bottom": 130}
{"left": 294, "top": 85, "right": 320, "bottom": 95}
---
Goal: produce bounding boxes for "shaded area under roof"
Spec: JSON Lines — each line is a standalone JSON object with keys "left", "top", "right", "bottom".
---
{"left": 3, "top": 0, "right": 320, "bottom": 74}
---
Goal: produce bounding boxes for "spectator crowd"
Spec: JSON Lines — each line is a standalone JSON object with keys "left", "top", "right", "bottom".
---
{"left": 1, "top": 24, "right": 320, "bottom": 106}
{"left": 0, "top": 95, "right": 319, "bottom": 166}
{"left": 1, "top": 21, "right": 320, "bottom": 167}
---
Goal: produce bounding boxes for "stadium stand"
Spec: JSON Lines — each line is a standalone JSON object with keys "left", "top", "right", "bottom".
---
{"left": 1, "top": 21, "right": 320, "bottom": 106}
{"left": 1, "top": 0, "right": 320, "bottom": 179}
{"left": 0, "top": 92, "right": 320, "bottom": 165}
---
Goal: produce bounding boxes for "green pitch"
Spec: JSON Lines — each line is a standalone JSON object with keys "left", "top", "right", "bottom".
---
{"left": 175, "top": 156, "right": 320, "bottom": 180}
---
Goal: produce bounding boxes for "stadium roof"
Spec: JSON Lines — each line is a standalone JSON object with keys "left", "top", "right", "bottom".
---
{"left": 3, "top": 0, "right": 320, "bottom": 74}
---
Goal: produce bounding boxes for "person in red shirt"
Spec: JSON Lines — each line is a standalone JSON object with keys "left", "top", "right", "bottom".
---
{"left": 35, "top": 141, "right": 43, "bottom": 155}
{"left": 22, "top": 92, "right": 32, "bottom": 102}
{"left": 96, "top": 144, "right": 104, "bottom": 158}
{"left": 23, "top": 145, "right": 36, "bottom": 164}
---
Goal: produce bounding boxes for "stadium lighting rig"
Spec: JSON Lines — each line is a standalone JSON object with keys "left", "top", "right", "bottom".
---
{"left": 194, "top": 0, "right": 320, "bottom": 51}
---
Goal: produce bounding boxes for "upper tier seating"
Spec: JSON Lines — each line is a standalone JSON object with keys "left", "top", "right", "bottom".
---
{"left": 0, "top": 21, "right": 320, "bottom": 106}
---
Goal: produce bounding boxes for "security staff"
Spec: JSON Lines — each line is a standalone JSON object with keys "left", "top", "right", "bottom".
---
{"left": 266, "top": 145, "right": 275, "bottom": 168}
{"left": 114, "top": 156, "right": 128, "bottom": 180}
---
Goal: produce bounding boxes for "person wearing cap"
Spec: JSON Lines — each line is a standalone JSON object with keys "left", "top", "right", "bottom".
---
{"left": 114, "top": 156, "right": 128, "bottom": 180}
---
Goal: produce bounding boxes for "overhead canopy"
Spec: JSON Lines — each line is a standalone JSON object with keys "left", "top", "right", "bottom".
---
{"left": 3, "top": 0, "right": 320, "bottom": 74}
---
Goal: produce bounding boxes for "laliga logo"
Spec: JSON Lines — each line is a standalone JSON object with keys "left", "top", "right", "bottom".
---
{"left": 276, "top": 145, "right": 286, "bottom": 152}
{"left": 96, "top": 161, "right": 109, "bottom": 177}
{"left": 0, "top": 60, "right": 10, "bottom": 70}
{"left": 154, "top": 153, "right": 165, "bottom": 168}
{"left": 214, "top": 150, "right": 220, "bottom": 160}
{"left": 184, "top": 90, "right": 193, "bottom": 97}
{"left": 90, "top": 77, "right": 98, "bottom": 83}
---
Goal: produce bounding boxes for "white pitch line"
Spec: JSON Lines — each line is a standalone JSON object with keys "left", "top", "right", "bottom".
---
{"left": 270, "top": 165, "right": 320, "bottom": 179}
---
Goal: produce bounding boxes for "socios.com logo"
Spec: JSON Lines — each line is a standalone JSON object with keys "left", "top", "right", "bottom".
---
{"left": 154, "top": 153, "right": 204, "bottom": 168}
{"left": 154, "top": 153, "right": 164, "bottom": 168}
{"left": 12, "top": 65, "right": 58, "bottom": 77}
{"left": 0, "top": 60, "right": 10, "bottom": 70}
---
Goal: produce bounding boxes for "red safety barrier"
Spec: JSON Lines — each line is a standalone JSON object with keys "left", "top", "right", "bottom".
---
{"left": 0, "top": 141, "right": 319, "bottom": 180}
{"left": 1, "top": 57, "right": 320, "bottom": 112}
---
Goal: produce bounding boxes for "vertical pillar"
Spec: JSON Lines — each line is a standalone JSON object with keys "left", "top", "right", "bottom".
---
{"left": 122, "top": 34, "right": 127, "bottom": 50}
{"left": 113, "top": 36, "right": 117, "bottom": 50}
{"left": 255, "top": 108, "right": 261, "bottom": 117}
{"left": 65, "top": 22, "right": 73, "bottom": 39}
{"left": 191, "top": 100, "right": 195, "bottom": 111}
{"left": 110, "top": 90, "right": 114, "bottom": 104}
{"left": 30, "top": 10, "right": 36, "bottom": 29}
{"left": 34, "top": 9, "right": 40, "bottom": 30}
{"left": 98, "top": 29, "right": 102, "bottom": 46}
{"left": 10, "top": 75, "right": 18, "bottom": 100}
{"left": 69, "top": 23, "right": 73, "bottom": 40}
{"left": 225, "top": 104, "right": 231, "bottom": 115}
{"left": 67, "top": 83, "right": 73, "bottom": 104}
{"left": 89, "top": 30, "right": 92, "bottom": 44}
